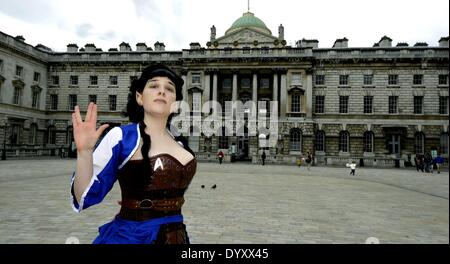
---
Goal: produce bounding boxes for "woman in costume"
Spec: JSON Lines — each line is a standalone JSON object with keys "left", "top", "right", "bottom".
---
{"left": 70, "top": 64, "right": 197, "bottom": 244}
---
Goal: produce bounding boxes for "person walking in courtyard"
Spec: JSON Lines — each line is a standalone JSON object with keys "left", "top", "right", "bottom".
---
{"left": 217, "top": 150, "right": 224, "bottom": 164}
{"left": 433, "top": 154, "right": 445, "bottom": 174}
{"left": 305, "top": 151, "right": 312, "bottom": 171}
{"left": 261, "top": 150, "right": 266, "bottom": 166}
{"left": 70, "top": 64, "right": 197, "bottom": 244}
{"left": 346, "top": 161, "right": 357, "bottom": 176}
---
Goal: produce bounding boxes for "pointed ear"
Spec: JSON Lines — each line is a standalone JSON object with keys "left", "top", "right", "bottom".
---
{"left": 136, "top": 91, "right": 143, "bottom": 106}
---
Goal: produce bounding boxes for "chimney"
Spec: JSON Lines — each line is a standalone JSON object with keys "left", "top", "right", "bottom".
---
{"left": 15, "top": 35, "right": 25, "bottom": 42}
{"left": 439, "top": 36, "right": 449, "bottom": 47}
{"left": 190, "top": 42, "right": 201, "bottom": 49}
{"left": 296, "top": 39, "right": 318, "bottom": 48}
{"left": 119, "top": 42, "right": 132, "bottom": 52}
{"left": 333, "top": 37, "right": 348, "bottom": 48}
{"left": 84, "top": 43, "right": 96, "bottom": 52}
{"left": 67, "top": 44, "right": 79, "bottom": 52}
{"left": 278, "top": 24, "right": 284, "bottom": 40}
{"left": 136, "top": 42, "right": 147, "bottom": 51}
{"left": 378, "top": 36, "right": 392, "bottom": 47}
{"left": 35, "top": 44, "right": 52, "bottom": 52}
{"left": 154, "top": 41, "right": 165, "bottom": 51}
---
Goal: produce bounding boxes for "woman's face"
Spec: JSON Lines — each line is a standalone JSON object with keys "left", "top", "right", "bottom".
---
{"left": 136, "top": 76, "right": 178, "bottom": 117}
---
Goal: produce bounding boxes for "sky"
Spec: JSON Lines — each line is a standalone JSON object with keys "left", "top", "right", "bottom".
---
{"left": 0, "top": 0, "right": 448, "bottom": 52}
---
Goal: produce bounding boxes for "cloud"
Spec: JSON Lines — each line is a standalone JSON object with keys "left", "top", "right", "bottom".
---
{"left": 100, "top": 30, "right": 117, "bottom": 41}
{"left": 0, "top": 0, "right": 54, "bottom": 24}
{"left": 75, "top": 23, "right": 93, "bottom": 38}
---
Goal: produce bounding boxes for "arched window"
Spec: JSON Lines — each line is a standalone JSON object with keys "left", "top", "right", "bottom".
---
{"left": 414, "top": 132, "right": 425, "bottom": 154}
{"left": 315, "top": 130, "right": 325, "bottom": 152}
{"left": 363, "top": 131, "right": 374, "bottom": 153}
{"left": 290, "top": 128, "right": 302, "bottom": 151}
{"left": 339, "top": 131, "right": 349, "bottom": 152}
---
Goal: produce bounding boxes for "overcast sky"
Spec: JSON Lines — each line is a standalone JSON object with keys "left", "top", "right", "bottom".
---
{"left": 0, "top": 0, "right": 448, "bottom": 51}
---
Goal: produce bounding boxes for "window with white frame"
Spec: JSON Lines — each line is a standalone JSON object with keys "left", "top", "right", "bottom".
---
{"left": 291, "top": 93, "right": 301, "bottom": 112}
{"left": 438, "top": 74, "right": 448, "bottom": 85}
{"left": 15, "top": 65, "right": 23, "bottom": 77}
{"left": 339, "top": 131, "right": 349, "bottom": 152}
{"left": 109, "top": 76, "right": 118, "bottom": 86}
{"left": 192, "top": 92, "right": 201, "bottom": 112}
{"left": 315, "top": 75, "right": 325, "bottom": 85}
{"left": 413, "top": 96, "right": 423, "bottom": 114}
{"left": 33, "top": 72, "right": 40, "bottom": 83}
{"left": 222, "top": 78, "right": 231, "bottom": 89}
{"left": 70, "top": 75, "right": 78, "bottom": 86}
{"left": 240, "top": 78, "right": 251, "bottom": 89}
{"left": 13, "top": 87, "right": 21, "bottom": 105}
{"left": 90, "top": 76, "right": 98, "bottom": 86}
{"left": 29, "top": 124, "right": 38, "bottom": 145}
{"left": 109, "top": 95, "right": 117, "bottom": 111}
{"left": 89, "top": 94, "right": 97, "bottom": 104}
{"left": 32, "top": 91, "right": 40, "bottom": 108}
{"left": 388, "top": 96, "right": 398, "bottom": 114}
{"left": 413, "top": 74, "right": 423, "bottom": 85}
{"left": 260, "top": 78, "right": 270, "bottom": 89}
{"left": 339, "top": 75, "right": 349, "bottom": 86}
{"left": 364, "top": 96, "right": 373, "bottom": 114}
{"left": 388, "top": 74, "right": 398, "bottom": 85}
{"left": 439, "top": 96, "right": 448, "bottom": 114}
{"left": 191, "top": 73, "right": 201, "bottom": 84}
{"left": 51, "top": 75, "right": 59, "bottom": 86}
{"left": 363, "top": 74, "right": 373, "bottom": 85}
{"left": 290, "top": 128, "right": 302, "bottom": 151}
{"left": 315, "top": 96, "right": 325, "bottom": 113}
{"left": 50, "top": 94, "right": 58, "bottom": 110}
{"left": 339, "top": 96, "right": 349, "bottom": 113}
{"left": 47, "top": 126, "right": 56, "bottom": 144}
{"left": 69, "top": 94, "right": 77, "bottom": 110}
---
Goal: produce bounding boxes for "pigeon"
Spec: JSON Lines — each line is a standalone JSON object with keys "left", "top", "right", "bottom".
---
{"left": 201, "top": 185, "right": 205, "bottom": 189}
{"left": 211, "top": 184, "right": 217, "bottom": 190}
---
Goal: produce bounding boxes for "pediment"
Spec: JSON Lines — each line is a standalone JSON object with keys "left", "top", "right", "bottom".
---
{"left": 216, "top": 28, "right": 277, "bottom": 45}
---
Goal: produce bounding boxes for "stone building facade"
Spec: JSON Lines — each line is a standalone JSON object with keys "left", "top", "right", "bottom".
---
{"left": 0, "top": 11, "right": 448, "bottom": 167}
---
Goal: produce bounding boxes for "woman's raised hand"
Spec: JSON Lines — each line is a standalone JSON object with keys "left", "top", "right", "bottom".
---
{"left": 71, "top": 102, "right": 109, "bottom": 152}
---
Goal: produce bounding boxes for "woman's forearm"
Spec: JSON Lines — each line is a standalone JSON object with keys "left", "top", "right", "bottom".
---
{"left": 73, "top": 149, "right": 94, "bottom": 204}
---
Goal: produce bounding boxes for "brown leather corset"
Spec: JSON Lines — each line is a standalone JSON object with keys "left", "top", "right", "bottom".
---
{"left": 117, "top": 153, "right": 197, "bottom": 221}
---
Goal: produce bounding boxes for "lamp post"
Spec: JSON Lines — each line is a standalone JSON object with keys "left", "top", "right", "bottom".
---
{"left": 2, "top": 122, "right": 7, "bottom": 160}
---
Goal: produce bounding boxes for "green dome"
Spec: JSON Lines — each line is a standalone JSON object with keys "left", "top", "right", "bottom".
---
{"left": 225, "top": 12, "right": 272, "bottom": 35}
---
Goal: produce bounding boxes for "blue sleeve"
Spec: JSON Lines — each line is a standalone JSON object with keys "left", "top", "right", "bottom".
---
{"left": 70, "top": 127, "right": 122, "bottom": 213}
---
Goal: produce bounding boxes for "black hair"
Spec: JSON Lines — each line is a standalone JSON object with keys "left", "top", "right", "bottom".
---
{"left": 122, "top": 64, "right": 194, "bottom": 182}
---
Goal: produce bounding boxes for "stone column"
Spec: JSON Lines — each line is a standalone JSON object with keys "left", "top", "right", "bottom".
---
{"left": 181, "top": 71, "right": 188, "bottom": 104}
{"left": 204, "top": 72, "right": 210, "bottom": 104}
{"left": 280, "top": 72, "right": 287, "bottom": 118}
{"left": 213, "top": 72, "right": 218, "bottom": 112}
{"left": 232, "top": 71, "right": 238, "bottom": 102}
{"left": 306, "top": 70, "right": 313, "bottom": 118}
{"left": 272, "top": 71, "right": 278, "bottom": 102}
{"left": 252, "top": 72, "right": 258, "bottom": 103}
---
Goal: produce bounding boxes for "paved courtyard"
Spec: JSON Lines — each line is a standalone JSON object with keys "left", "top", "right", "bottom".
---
{"left": 0, "top": 158, "right": 448, "bottom": 244}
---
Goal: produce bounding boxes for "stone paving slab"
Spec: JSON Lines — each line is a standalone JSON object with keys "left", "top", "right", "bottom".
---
{"left": 0, "top": 158, "right": 448, "bottom": 244}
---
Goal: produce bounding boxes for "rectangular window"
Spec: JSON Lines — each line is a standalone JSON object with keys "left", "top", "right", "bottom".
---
{"left": 413, "top": 74, "right": 423, "bottom": 85}
{"left": 13, "top": 87, "right": 21, "bottom": 105}
{"left": 70, "top": 75, "right": 78, "bottom": 86}
{"left": 191, "top": 73, "right": 201, "bottom": 84}
{"left": 363, "top": 75, "right": 373, "bottom": 85}
{"left": 315, "top": 75, "right": 325, "bottom": 85}
{"left": 315, "top": 96, "right": 325, "bottom": 113}
{"left": 33, "top": 72, "right": 40, "bottom": 83}
{"left": 69, "top": 94, "right": 77, "bottom": 110}
{"left": 90, "top": 76, "right": 98, "bottom": 86}
{"left": 0, "top": 59, "right": 3, "bottom": 72}
{"left": 109, "top": 76, "right": 118, "bottom": 86}
{"left": 32, "top": 92, "right": 39, "bottom": 108}
{"left": 222, "top": 78, "right": 231, "bottom": 89}
{"left": 339, "top": 75, "right": 349, "bottom": 86}
{"left": 439, "top": 74, "right": 448, "bottom": 85}
{"left": 89, "top": 94, "right": 97, "bottom": 104}
{"left": 413, "top": 96, "right": 423, "bottom": 114}
{"left": 388, "top": 74, "right": 398, "bottom": 85}
{"left": 16, "top": 65, "right": 23, "bottom": 77}
{"left": 259, "top": 78, "right": 270, "bottom": 89}
{"left": 130, "top": 76, "right": 138, "bottom": 85}
{"left": 192, "top": 92, "right": 201, "bottom": 112}
{"left": 363, "top": 96, "right": 373, "bottom": 114}
{"left": 51, "top": 75, "right": 59, "bottom": 86}
{"left": 50, "top": 94, "right": 58, "bottom": 110}
{"left": 388, "top": 96, "right": 398, "bottom": 114}
{"left": 291, "top": 93, "right": 301, "bottom": 112}
{"left": 439, "top": 96, "right": 449, "bottom": 114}
{"left": 109, "top": 95, "right": 117, "bottom": 111}
{"left": 240, "top": 78, "right": 251, "bottom": 89}
{"left": 339, "top": 96, "right": 349, "bottom": 113}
